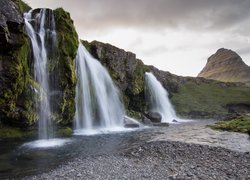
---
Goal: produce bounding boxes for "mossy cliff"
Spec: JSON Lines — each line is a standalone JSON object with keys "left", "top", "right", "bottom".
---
{"left": 0, "top": 0, "right": 36, "bottom": 127}
{"left": 83, "top": 40, "right": 250, "bottom": 120}
{"left": 0, "top": 0, "right": 78, "bottom": 138}
{"left": 51, "top": 8, "right": 78, "bottom": 126}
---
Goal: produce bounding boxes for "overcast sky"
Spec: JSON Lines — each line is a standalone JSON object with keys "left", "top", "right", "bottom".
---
{"left": 24, "top": 0, "right": 250, "bottom": 76}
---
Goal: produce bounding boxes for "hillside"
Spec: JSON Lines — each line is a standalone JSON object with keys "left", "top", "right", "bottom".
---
{"left": 198, "top": 48, "right": 250, "bottom": 85}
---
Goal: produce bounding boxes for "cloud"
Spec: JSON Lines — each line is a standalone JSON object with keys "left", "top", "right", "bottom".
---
{"left": 237, "top": 47, "right": 250, "bottom": 55}
{"left": 25, "top": 0, "right": 250, "bottom": 33}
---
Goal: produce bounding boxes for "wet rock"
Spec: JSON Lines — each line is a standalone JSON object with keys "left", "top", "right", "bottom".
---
{"left": 123, "top": 116, "right": 140, "bottom": 128}
{"left": 145, "top": 112, "right": 162, "bottom": 123}
{"left": 172, "top": 119, "right": 178, "bottom": 123}
{"left": 153, "top": 122, "right": 169, "bottom": 127}
{"left": 124, "top": 124, "right": 139, "bottom": 128}
{"left": 142, "top": 116, "right": 153, "bottom": 126}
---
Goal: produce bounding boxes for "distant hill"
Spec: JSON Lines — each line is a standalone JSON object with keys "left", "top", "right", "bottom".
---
{"left": 198, "top": 48, "right": 250, "bottom": 85}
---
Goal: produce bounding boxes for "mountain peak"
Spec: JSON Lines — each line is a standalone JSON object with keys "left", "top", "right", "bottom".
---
{"left": 198, "top": 48, "right": 250, "bottom": 84}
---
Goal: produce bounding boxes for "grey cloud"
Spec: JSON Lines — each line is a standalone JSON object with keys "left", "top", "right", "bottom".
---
{"left": 236, "top": 47, "right": 250, "bottom": 56}
{"left": 25, "top": 0, "right": 250, "bottom": 34}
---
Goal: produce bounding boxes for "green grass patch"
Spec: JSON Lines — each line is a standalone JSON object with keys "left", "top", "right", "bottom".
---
{"left": 209, "top": 116, "right": 250, "bottom": 133}
{"left": 172, "top": 81, "right": 250, "bottom": 117}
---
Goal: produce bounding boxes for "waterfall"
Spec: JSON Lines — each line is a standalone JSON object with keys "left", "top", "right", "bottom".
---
{"left": 24, "top": 9, "right": 56, "bottom": 139}
{"left": 145, "top": 72, "right": 178, "bottom": 123}
{"left": 74, "top": 44, "right": 125, "bottom": 134}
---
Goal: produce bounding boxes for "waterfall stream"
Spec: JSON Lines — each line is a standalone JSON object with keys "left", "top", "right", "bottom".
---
{"left": 145, "top": 72, "right": 178, "bottom": 123}
{"left": 74, "top": 44, "right": 125, "bottom": 134}
{"left": 24, "top": 9, "right": 56, "bottom": 140}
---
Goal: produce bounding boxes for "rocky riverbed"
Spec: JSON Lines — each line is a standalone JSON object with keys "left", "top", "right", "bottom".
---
{"left": 23, "top": 120, "right": 250, "bottom": 180}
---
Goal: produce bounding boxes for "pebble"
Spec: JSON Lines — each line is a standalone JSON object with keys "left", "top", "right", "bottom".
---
{"left": 24, "top": 141, "right": 250, "bottom": 180}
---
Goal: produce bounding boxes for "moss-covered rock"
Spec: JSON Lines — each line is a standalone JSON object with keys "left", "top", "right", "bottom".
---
{"left": 11, "top": 0, "right": 32, "bottom": 13}
{"left": 209, "top": 116, "right": 250, "bottom": 133}
{"left": 0, "top": 124, "right": 36, "bottom": 140}
{"left": 0, "top": 2, "right": 79, "bottom": 136}
{"left": 52, "top": 8, "right": 78, "bottom": 126}
{"left": 0, "top": 0, "right": 37, "bottom": 128}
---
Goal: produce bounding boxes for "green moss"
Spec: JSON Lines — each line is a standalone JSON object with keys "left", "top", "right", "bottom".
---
{"left": 172, "top": 81, "right": 250, "bottom": 117}
{"left": 131, "top": 61, "right": 146, "bottom": 95}
{"left": 209, "top": 116, "right": 250, "bottom": 133}
{"left": 0, "top": 33, "right": 34, "bottom": 126}
{"left": 127, "top": 110, "right": 142, "bottom": 120}
{"left": 52, "top": 8, "right": 79, "bottom": 126}
{"left": 81, "top": 40, "right": 91, "bottom": 52}
{"left": 18, "top": 0, "right": 32, "bottom": 13}
{"left": 0, "top": 125, "right": 36, "bottom": 140}
{"left": 56, "top": 127, "right": 73, "bottom": 137}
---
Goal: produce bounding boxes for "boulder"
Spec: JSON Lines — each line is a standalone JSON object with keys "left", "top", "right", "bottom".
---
{"left": 123, "top": 116, "right": 140, "bottom": 128}
{"left": 142, "top": 116, "right": 153, "bottom": 126}
{"left": 145, "top": 112, "right": 162, "bottom": 123}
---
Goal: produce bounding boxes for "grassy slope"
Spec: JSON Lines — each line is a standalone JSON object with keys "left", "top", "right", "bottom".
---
{"left": 209, "top": 116, "right": 250, "bottom": 133}
{"left": 172, "top": 81, "right": 250, "bottom": 118}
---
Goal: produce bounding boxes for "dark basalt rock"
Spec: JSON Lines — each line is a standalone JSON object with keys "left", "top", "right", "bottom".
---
{"left": 142, "top": 116, "right": 153, "bottom": 126}
{"left": 0, "top": 0, "right": 24, "bottom": 51}
{"left": 153, "top": 122, "right": 169, "bottom": 127}
{"left": 172, "top": 119, "right": 178, "bottom": 123}
{"left": 145, "top": 112, "right": 162, "bottom": 123}
{"left": 123, "top": 116, "right": 140, "bottom": 128}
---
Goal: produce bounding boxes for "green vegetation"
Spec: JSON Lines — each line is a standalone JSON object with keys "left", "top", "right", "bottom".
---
{"left": 172, "top": 81, "right": 250, "bottom": 118}
{"left": 209, "top": 116, "right": 250, "bottom": 133}
{"left": 0, "top": 125, "right": 36, "bottom": 140}
{"left": 18, "top": 0, "right": 32, "bottom": 12}
{"left": 52, "top": 8, "right": 79, "bottom": 126}
{"left": 56, "top": 127, "right": 73, "bottom": 137}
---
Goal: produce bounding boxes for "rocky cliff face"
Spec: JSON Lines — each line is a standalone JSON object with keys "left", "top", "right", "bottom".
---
{"left": 84, "top": 41, "right": 250, "bottom": 119}
{"left": 198, "top": 48, "right": 250, "bottom": 85}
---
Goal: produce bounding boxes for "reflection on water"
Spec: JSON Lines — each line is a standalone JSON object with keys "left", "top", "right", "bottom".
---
{"left": 0, "top": 127, "right": 158, "bottom": 178}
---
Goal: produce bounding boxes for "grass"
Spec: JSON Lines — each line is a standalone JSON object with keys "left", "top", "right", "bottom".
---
{"left": 172, "top": 81, "right": 250, "bottom": 117}
{"left": 209, "top": 116, "right": 250, "bottom": 133}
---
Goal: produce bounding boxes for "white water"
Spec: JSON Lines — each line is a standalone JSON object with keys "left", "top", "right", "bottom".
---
{"left": 145, "top": 72, "right": 178, "bottom": 123}
{"left": 24, "top": 9, "right": 56, "bottom": 139}
{"left": 74, "top": 44, "right": 125, "bottom": 134}
{"left": 22, "top": 139, "right": 71, "bottom": 149}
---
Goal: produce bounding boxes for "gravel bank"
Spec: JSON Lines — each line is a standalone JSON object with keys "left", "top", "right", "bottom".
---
{"left": 25, "top": 141, "right": 250, "bottom": 180}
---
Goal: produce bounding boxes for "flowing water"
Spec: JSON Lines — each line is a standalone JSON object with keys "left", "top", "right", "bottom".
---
{"left": 74, "top": 44, "right": 125, "bottom": 134}
{"left": 145, "top": 72, "right": 178, "bottom": 123}
{"left": 24, "top": 9, "right": 56, "bottom": 140}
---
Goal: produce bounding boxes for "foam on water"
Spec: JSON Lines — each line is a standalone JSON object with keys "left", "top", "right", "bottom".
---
{"left": 22, "top": 138, "right": 71, "bottom": 149}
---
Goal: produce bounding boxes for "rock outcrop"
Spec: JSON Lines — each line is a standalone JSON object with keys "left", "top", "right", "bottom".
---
{"left": 198, "top": 48, "right": 250, "bottom": 85}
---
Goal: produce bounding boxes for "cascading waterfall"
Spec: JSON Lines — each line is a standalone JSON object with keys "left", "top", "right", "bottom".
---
{"left": 24, "top": 9, "right": 56, "bottom": 140}
{"left": 74, "top": 44, "right": 125, "bottom": 134}
{"left": 145, "top": 72, "right": 178, "bottom": 123}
